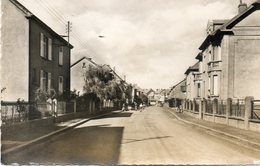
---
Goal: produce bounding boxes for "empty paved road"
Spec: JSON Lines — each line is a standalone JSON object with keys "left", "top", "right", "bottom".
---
{"left": 3, "top": 106, "right": 260, "bottom": 165}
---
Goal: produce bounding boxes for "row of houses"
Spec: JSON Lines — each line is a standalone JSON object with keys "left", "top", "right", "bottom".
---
{"left": 1, "top": 0, "right": 146, "bottom": 124}
{"left": 169, "top": 0, "right": 260, "bottom": 105}
{"left": 1, "top": 0, "right": 136, "bottom": 103}
{"left": 167, "top": 1, "right": 260, "bottom": 131}
{"left": 143, "top": 89, "right": 169, "bottom": 106}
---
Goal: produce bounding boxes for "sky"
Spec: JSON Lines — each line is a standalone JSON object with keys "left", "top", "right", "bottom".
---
{"left": 17, "top": 0, "right": 255, "bottom": 89}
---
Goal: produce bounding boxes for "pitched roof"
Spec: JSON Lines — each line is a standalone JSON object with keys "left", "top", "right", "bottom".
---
{"left": 184, "top": 62, "right": 199, "bottom": 75}
{"left": 199, "top": 1, "right": 260, "bottom": 51}
{"left": 146, "top": 89, "right": 155, "bottom": 95}
{"left": 169, "top": 79, "right": 186, "bottom": 93}
{"left": 10, "top": 0, "right": 73, "bottom": 48}
{"left": 195, "top": 52, "right": 202, "bottom": 61}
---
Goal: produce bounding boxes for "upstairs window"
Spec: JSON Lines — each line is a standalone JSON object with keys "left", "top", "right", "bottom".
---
{"left": 59, "top": 46, "right": 63, "bottom": 65}
{"left": 48, "top": 38, "right": 52, "bottom": 60}
{"left": 213, "top": 46, "right": 221, "bottom": 61}
{"left": 212, "top": 75, "right": 219, "bottom": 96}
{"left": 40, "top": 33, "right": 52, "bottom": 60}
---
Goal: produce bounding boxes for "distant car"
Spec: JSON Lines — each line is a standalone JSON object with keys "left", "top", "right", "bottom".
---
{"left": 127, "top": 106, "right": 133, "bottom": 110}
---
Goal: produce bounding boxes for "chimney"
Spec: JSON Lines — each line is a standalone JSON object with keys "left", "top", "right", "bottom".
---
{"left": 238, "top": 0, "right": 247, "bottom": 14}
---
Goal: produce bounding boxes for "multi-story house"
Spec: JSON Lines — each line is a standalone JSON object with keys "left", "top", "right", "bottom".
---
{"left": 1, "top": 0, "right": 73, "bottom": 102}
{"left": 70, "top": 57, "right": 100, "bottom": 95}
{"left": 199, "top": 0, "right": 260, "bottom": 100}
{"left": 184, "top": 62, "right": 199, "bottom": 100}
{"left": 168, "top": 79, "right": 186, "bottom": 108}
{"left": 145, "top": 89, "right": 156, "bottom": 105}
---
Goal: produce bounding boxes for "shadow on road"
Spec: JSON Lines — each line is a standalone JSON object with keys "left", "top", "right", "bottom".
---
{"left": 2, "top": 125, "right": 124, "bottom": 165}
{"left": 93, "top": 112, "right": 133, "bottom": 119}
{"left": 1, "top": 125, "right": 64, "bottom": 151}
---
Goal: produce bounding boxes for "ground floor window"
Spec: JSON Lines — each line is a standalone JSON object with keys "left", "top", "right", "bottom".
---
{"left": 40, "top": 70, "right": 52, "bottom": 92}
{"left": 59, "top": 76, "right": 64, "bottom": 94}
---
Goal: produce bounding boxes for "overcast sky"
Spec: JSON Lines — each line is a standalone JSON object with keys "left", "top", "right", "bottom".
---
{"left": 18, "top": 0, "right": 255, "bottom": 89}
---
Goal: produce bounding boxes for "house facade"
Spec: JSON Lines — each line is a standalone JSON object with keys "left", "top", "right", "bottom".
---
{"left": 1, "top": 0, "right": 73, "bottom": 102}
{"left": 168, "top": 79, "right": 186, "bottom": 108}
{"left": 145, "top": 89, "right": 156, "bottom": 105}
{"left": 198, "top": 1, "right": 260, "bottom": 100}
{"left": 70, "top": 57, "right": 99, "bottom": 95}
{"left": 184, "top": 62, "right": 199, "bottom": 100}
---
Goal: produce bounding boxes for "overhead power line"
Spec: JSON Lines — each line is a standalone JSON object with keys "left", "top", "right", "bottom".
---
{"left": 36, "top": 0, "right": 100, "bottom": 59}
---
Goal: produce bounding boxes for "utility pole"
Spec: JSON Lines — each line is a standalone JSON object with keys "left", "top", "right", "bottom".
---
{"left": 66, "top": 21, "right": 72, "bottom": 45}
{"left": 61, "top": 21, "right": 72, "bottom": 45}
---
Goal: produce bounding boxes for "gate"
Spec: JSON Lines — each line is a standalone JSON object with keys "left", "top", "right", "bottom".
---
{"left": 252, "top": 100, "right": 260, "bottom": 120}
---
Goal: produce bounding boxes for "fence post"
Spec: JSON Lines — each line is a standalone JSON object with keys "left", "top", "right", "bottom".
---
{"left": 203, "top": 99, "right": 207, "bottom": 115}
{"left": 199, "top": 99, "right": 203, "bottom": 119}
{"left": 213, "top": 98, "right": 218, "bottom": 122}
{"left": 193, "top": 99, "right": 196, "bottom": 113}
{"left": 74, "top": 100, "right": 77, "bottom": 113}
{"left": 245, "top": 96, "right": 254, "bottom": 130}
{"left": 226, "top": 98, "right": 232, "bottom": 125}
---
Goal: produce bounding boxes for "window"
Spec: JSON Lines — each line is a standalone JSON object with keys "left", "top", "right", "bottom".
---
{"left": 40, "top": 70, "right": 52, "bottom": 91}
{"left": 58, "top": 76, "right": 64, "bottom": 93}
{"left": 218, "top": 46, "right": 221, "bottom": 61}
{"left": 197, "top": 83, "right": 201, "bottom": 97}
{"left": 59, "top": 46, "right": 63, "bottom": 65}
{"left": 48, "top": 38, "right": 52, "bottom": 60}
{"left": 212, "top": 75, "right": 219, "bottom": 96}
{"left": 40, "top": 70, "right": 47, "bottom": 91}
{"left": 40, "top": 33, "right": 52, "bottom": 60}
{"left": 208, "top": 76, "right": 211, "bottom": 91}
{"left": 212, "top": 46, "right": 221, "bottom": 61}
{"left": 199, "top": 62, "right": 203, "bottom": 73}
{"left": 48, "top": 73, "right": 52, "bottom": 90}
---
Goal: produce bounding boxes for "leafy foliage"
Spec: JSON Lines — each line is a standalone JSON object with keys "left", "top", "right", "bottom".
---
{"left": 83, "top": 65, "right": 126, "bottom": 101}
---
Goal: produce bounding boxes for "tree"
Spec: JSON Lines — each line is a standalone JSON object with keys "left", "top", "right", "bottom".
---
{"left": 83, "top": 65, "right": 126, "bottom": 101}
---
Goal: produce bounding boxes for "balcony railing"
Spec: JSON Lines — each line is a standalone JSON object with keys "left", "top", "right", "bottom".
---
{"left": 208, "top": 60, "right": 222, "bottom": 72}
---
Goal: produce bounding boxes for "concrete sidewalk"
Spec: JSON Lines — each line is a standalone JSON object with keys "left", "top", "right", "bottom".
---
{"left": 166, "top": 107, "right": 260, "bottom": 151}
{"left": 1, "top": 110, "right": 121, "bottom": 155}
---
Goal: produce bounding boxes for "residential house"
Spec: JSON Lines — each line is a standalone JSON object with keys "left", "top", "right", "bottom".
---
{"left": 199, "top": 0, "right": 260, "bottom": 100}
{"left": 184, "top": 62, "right": 199, "bottom": 101}
{"left": 145, "top": 89, "right": 156, "bottom": 105}
{"left": 168, "top": 79, "right": 186, "bottom": 108}
{"left": 154, "top": 89, "right": 169, "bottom": 105}
{"left": 70, "top": 57, "right": 100, "bottom": 95}
{"left": 1, "top": 0, "right": 73, "bottom": 102}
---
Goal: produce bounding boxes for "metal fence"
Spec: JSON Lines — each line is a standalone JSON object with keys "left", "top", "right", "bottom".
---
{"left": 206, "top": 100, "right": 213, "bottom": 114}
{"left": 230, "top": 99, "right": 245, "bottom": 118}
{"left": 1, "top": 102, "right": 31, "bottom": 125}
{"left": 194, "top": 101, "right": 199, "bottom": 112}
{"left": 216, "top": 100, "right": 226, "bottom": 115}
{"left": 1, "top": 101, "right": 75, "bottom": 126}
{"left": 252, "top": 100, "right": 260, "bottom": 120}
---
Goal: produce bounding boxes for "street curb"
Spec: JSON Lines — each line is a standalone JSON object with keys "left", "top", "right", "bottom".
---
{"left": 2, "top": 110, "right": 122, "bottom": 156}
{"left": 166, "top": 108, "right": 260, "bottom": 151}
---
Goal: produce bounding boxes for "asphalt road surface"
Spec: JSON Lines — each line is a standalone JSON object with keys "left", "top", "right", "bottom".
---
{"left": 3, "top": 106, "right": 260, "bottom": 165}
